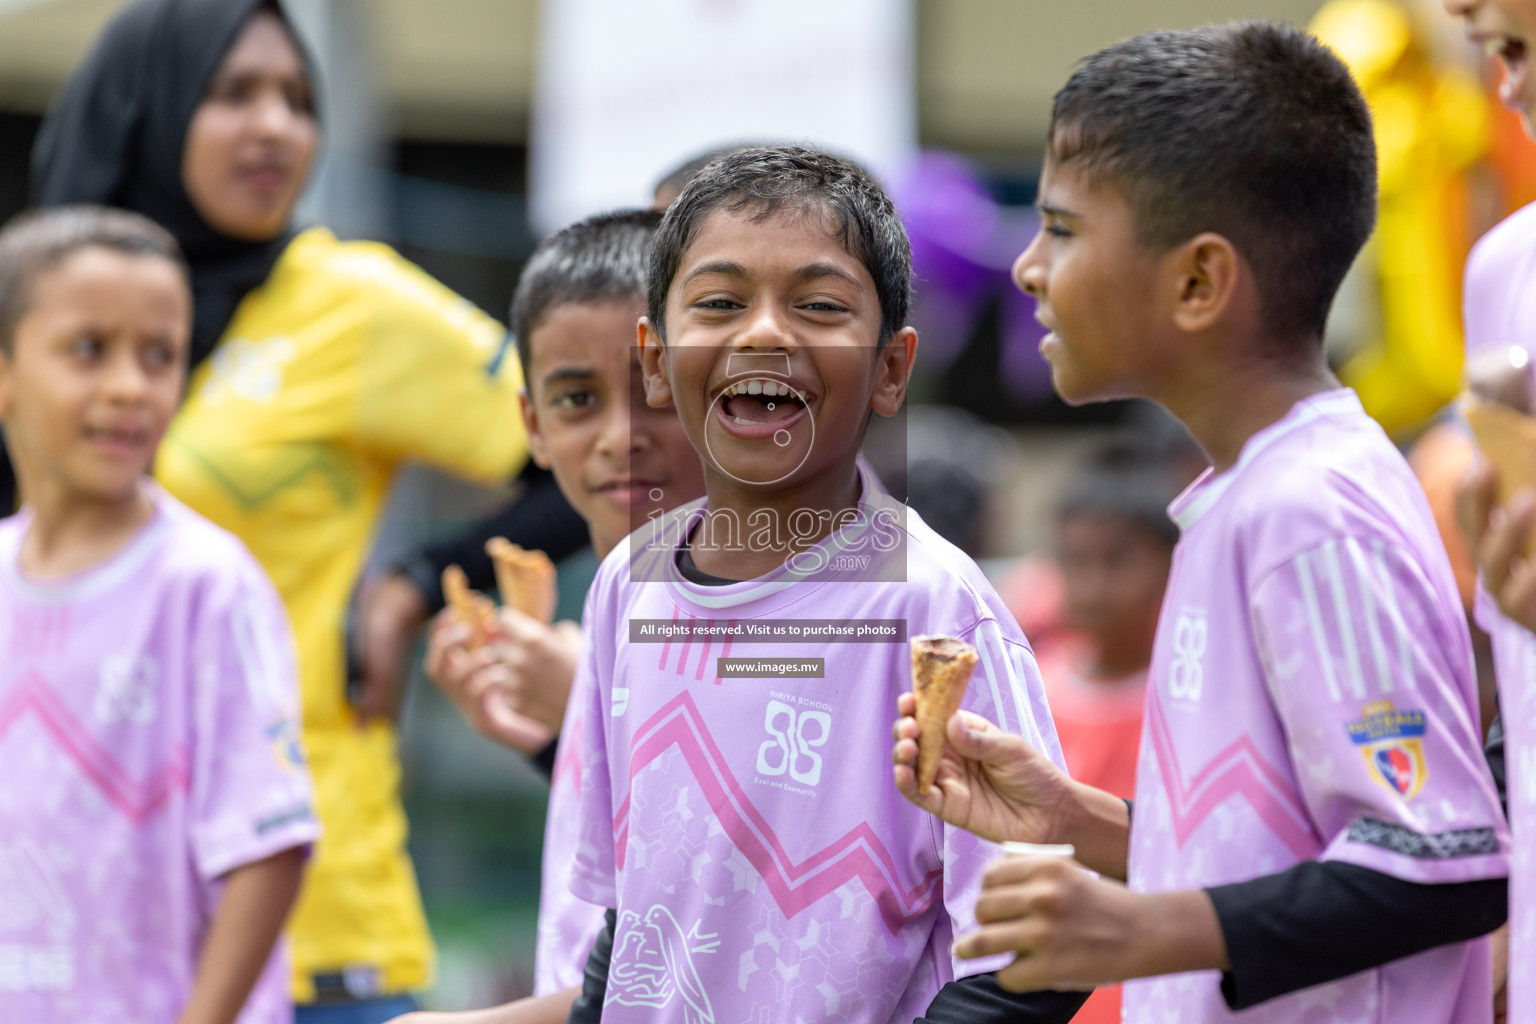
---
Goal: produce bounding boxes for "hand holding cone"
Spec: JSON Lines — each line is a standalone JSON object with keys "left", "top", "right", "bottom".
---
{"left": 1465, "top": 396, "right": 1536, "bottom": 559}
{"left": 485, "top": 537, "right": 558, "bottom": 623}
{"left": 910, "top": 634, "right": 979, "bottom": 794}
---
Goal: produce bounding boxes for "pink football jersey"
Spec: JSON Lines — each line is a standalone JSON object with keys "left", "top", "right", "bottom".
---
{"left": 0, "top": 487, "right": 317, "bottom": 1022}
{"left": 569, "top": 468, "right": 1064, "bottom": 1023}
{"left": 1127, "top": 390, "right": 1509, "bottom": 1023}
{"left": 534, "top": 672, "right": 607, "bottom": 994}
{"left": 1464, "top": 200, "right": 1536, "bottom": 1024}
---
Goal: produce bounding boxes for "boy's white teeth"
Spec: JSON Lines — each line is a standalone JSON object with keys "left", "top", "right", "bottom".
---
{"left": 747, "top": 380, "right": 763, "bottom": 395}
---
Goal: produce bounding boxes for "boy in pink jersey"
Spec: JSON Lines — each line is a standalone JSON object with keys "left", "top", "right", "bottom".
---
{"left": 0, "top": 206, "right": 317, "bottom": 1023}
{"left": 412, "top": 146, "right": 1085, "bottom": 1024}
{"left": 893, "top": 22, "right": 1510, "bottom": 1023}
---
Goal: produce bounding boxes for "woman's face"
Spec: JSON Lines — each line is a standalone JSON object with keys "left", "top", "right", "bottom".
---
{"left": 181, "top": 11, "right": 318, "bottom": 241}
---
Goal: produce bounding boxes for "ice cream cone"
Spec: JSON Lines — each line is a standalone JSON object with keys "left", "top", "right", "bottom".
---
{"left": 441, "top": 564, "right": 497, "bottom": 648}
{"left": 485, "top": 537, "right": 558, "bottom": 623}
{"left": 910, "top": 635, "right": 979, "bottom": 794}
{"left": 1465, "top": 397, "right": 1536, "bottom": 558}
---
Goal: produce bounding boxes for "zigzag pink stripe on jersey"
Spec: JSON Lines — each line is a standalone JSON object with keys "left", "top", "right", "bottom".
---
{"left": 1146, "top": 692, "right": 1318, "bottom": 860}
{"left": 0, "top": 672, "right": 190, "bottom": 822}
{"left": 611, "top": 691, "right": 943, "bottom": 934}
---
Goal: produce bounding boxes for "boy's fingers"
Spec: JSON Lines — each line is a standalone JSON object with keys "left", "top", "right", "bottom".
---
{"left": 893, "top": 716, "right": 919, "bottom": 744}
{"left": 1456, "top": 462, "right": 1497, "bottom": 547}
{"left": 892, "top": 734, "right": 918, "bottom": 766}
{"left": 896, "top": 691, "right": 916, "bottom": 717}
{"left": 947, "top": 712, "right": 1020, "bottom": 764}
{"left": 954, "top": 920, "right": 1044, "bottom": 962}
{"left": 1502, "top": 560, "right": 1536, "bottom": 628}
{"left": 1480, "top": 492, "right": 1535, "bottom": 587}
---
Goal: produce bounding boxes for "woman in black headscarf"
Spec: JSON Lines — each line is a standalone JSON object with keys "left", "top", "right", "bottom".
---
{"left": 31, "top": 3, "right": 533, "bottom": 1021}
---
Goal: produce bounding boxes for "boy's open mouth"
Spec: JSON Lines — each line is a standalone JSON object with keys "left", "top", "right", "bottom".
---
{"left": 716, "top": 378, "right": 810, "bottom": 436}
{"left": 1481, "top": 31, "right": 1531, "bottom": 112}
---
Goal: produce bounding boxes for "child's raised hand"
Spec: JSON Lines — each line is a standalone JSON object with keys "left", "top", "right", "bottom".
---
{"left": 485, "top": 607, "right": 583, "bottom": 735}
{"left": 1457, "top": 464, "right": 1536, "bottom": 633}
{"left": 952, "top": 855, "right": 1227, "bottom": 992}
{"left": 423, "top": 610, "right": 554, "bottom": 755}
{"left": 892, "top": 695, "right": 1071, "bottom": 847}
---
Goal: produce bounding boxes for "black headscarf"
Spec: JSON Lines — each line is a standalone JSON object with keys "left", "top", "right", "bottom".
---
{"left": 30, "top": 0, "right": 319, "bottom": 368}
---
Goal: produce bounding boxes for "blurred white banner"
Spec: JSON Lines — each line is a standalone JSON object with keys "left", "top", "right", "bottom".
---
{"left": 529, "top": 0, "right": 915, "bottom": 233}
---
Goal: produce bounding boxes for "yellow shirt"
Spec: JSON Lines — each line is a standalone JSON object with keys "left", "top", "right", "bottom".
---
{"left": 156, "top": 227, "right": 527, "bottom": 1000}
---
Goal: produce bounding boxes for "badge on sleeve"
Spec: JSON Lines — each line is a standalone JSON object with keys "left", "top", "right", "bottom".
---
{"left": 1345, "top": 701, "right": 1427, "bottom": 800}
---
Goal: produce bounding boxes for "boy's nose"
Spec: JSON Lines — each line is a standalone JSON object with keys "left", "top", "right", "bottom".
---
{"left": 733, "top": 304, "right": 797, "bottom": 352}
{"left": 1013, "top": 236, "right": 1047, "bottom": 298}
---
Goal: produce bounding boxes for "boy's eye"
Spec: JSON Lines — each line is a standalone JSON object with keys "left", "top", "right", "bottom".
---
{"left": 553, "top": 390, "right": 596, "bottom": 410}
{"left": 142, "top": 344, "right": 176, "bottom": 370}
{"left": 1045, "top": 223, "right": 1073, "bottom": 239}
{"left": 692, "top": 298, "right": 742, "bottom": 311}
{"left": 68, "top": 337, "right": 103, "bottom": 360}
{"left": 801, "top": 301, "right": 850, "bottom": 314}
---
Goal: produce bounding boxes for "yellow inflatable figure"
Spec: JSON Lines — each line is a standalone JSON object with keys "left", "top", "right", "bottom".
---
{"left": 1311, "top": 0, "right": 1488, "bottom": 436}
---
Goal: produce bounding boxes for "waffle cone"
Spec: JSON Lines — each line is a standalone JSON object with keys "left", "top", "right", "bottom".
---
{"left": 442, "top": 564, "right": 497, "bottom": 648}
{"left": 910, "top": 635, "right": 978, "bottom": 794}
{"left": 486, "top": 538, "right": 558, "bottom": 623}
{"left": 1466, "top": 397, "right": 1536, "bottom": 558}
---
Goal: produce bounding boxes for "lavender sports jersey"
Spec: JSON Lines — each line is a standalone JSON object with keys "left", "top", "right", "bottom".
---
{"left": 534, "top": 672, "right": 606, "bottom": 994}
{"left": 1464, "top": 201, "right": 1536, "bottom": 1024}
{"left": 0, "top": 488, "right": 318, "bottom": 1023}
{"left": 569, "top": 471, "right": 1064, "bottom": 1023}
{"left": 1128, "top": 391, "right": 1508, "bottom": 1023}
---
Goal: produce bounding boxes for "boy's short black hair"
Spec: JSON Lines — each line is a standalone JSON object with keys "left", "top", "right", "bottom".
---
{"left": 511, "top": 208, "right": 662, "bottom": 379}
{"left": 647, "top": 145, "right": 911, "bottom": 343}
{"left": 1049, "top": 21, "right": 1377, "bottom": 340}
{"left": 0, "top": 205, "right": 186, "bottom": 356}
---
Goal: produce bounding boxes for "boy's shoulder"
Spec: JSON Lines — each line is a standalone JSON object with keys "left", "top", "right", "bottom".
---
{"left": 142, "top": 487, "right": 271, "bottom": 596}
{"left": 1186, "top": 390, "right": 1438, "bottom": 579}
{"left": 271, "top": 227, "right": 500, "bottom": 339}
{"left": 1467, "top": 199, "right": 1536, "bottom": 290}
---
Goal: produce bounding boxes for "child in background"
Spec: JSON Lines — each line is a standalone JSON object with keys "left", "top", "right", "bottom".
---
{"left": 399, "top": 209, "right": 708, "bottom": 1024}
{"left": 559, "top": 146, "right": 1080, "bottom": 1024}
{"left": 894, "top": 23, "right": 1509, "bottom": 1022}
{"left": 0, "top": 207, "right": 317, "bottom": 1022}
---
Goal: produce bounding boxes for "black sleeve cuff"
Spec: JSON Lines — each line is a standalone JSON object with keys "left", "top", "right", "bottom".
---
{"left": 1208, "top": 860, "right": 1507, "bottom": 1010}
{"left": 918, "top": 971, "right": 1088, "bottom": 1024}
{"left": 532, "top": 737, "right": 560, "bottom": 779}
{"left": 565, "top": 907, "right": 616, "bottom": 1024}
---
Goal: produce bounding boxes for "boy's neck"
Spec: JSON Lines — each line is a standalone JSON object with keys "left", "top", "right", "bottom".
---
{"left": 18, "top": 477, "right": 157, "bottom": 578}
{"left": 689, "top": 460, "right": 862, "bottom": 582}
{"left": 1155, "top": 343, "right": 1339, "bottom": 473}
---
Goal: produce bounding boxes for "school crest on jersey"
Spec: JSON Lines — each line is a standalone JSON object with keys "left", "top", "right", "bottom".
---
{"left": 1345, "top": 700, "right": 1427, "bottom": 800}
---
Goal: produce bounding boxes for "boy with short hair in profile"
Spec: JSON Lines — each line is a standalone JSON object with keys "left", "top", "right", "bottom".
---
{"left": 893, "top": 22, "right": 1510, "bottom": 1022}
{"left": 0, "top": 206, "right": 317, "bottom": 1023}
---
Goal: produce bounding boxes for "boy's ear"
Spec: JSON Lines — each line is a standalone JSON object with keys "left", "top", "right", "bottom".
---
{"left": 869, "top": 327, "right": 918, "bottom": 418}
{"left": 519, "top": 390, "right": 552, "bottom": 470}
{"left": 638, "top": 317, "right": 673, "bottom": 409}
{"left": 1168, "top": 233, "right": 1241, "bottom": 334}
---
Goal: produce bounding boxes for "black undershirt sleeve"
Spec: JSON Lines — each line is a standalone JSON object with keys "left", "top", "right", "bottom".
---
{"left": 1486, "top": 711, "right": 1508, "bottom": 818}
{"left": 390, "top": 466, "right": 590, "bottom": 613}
{"left": 1208, "top": 860, "right": 1507, "bottom": 1010}
{"left": 565, "top": 907, "right": 616, "bottom": 1024}
{"left": 918, "top": 971, "right": 1089, "bottom": 1023}
{"left": 531, "top": 737, "right": 559, "bottom": 780}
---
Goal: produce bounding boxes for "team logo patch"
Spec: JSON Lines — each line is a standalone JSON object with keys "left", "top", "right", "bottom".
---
{"left": 1345, "top": 701, "right": 1427, "bottom": 800}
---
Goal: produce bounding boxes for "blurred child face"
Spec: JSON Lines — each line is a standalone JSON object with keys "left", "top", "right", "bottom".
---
{"left": 642, "top": 206, "right": 914, "bottom": 492}
{"left": 1445, "top": 0, "right": 1536, "bottom": 133}
{"left": 0, "top": 248, "right": 189, "bottom": 506}
{"left": 182, "top": 11, "right": 318, "bottom": 241}
{"left": 523, "top": 299, "right": 706, "bottom": 557}
{"left": 1013, "top": 158, "right": 1170, "bottom": 405}
{"left": 1057, "top": 513, "right": 1171, "bottom": 658}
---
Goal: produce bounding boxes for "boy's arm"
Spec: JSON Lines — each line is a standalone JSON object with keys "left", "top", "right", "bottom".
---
{"left": 388, "top": 989, "right": 580, "bottom": 1024}
{"left": 175, "top": 847, "right": 305, "bottom": 1024}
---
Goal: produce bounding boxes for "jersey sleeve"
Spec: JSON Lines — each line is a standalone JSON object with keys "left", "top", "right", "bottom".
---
{"left": 940, "top": 616, "right": 1066, "bottom": 979}
{"left": 189, "top": 552, "right": 319, "bottom": 881}
{"left": 353, "top": 265, "right": 528, "bottom": 485}
{"left": 569, "top": 574, "right": 619, "bottom": 909}
{"left": 1250, "top": 537, "right": 1509, "bottom": 884}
